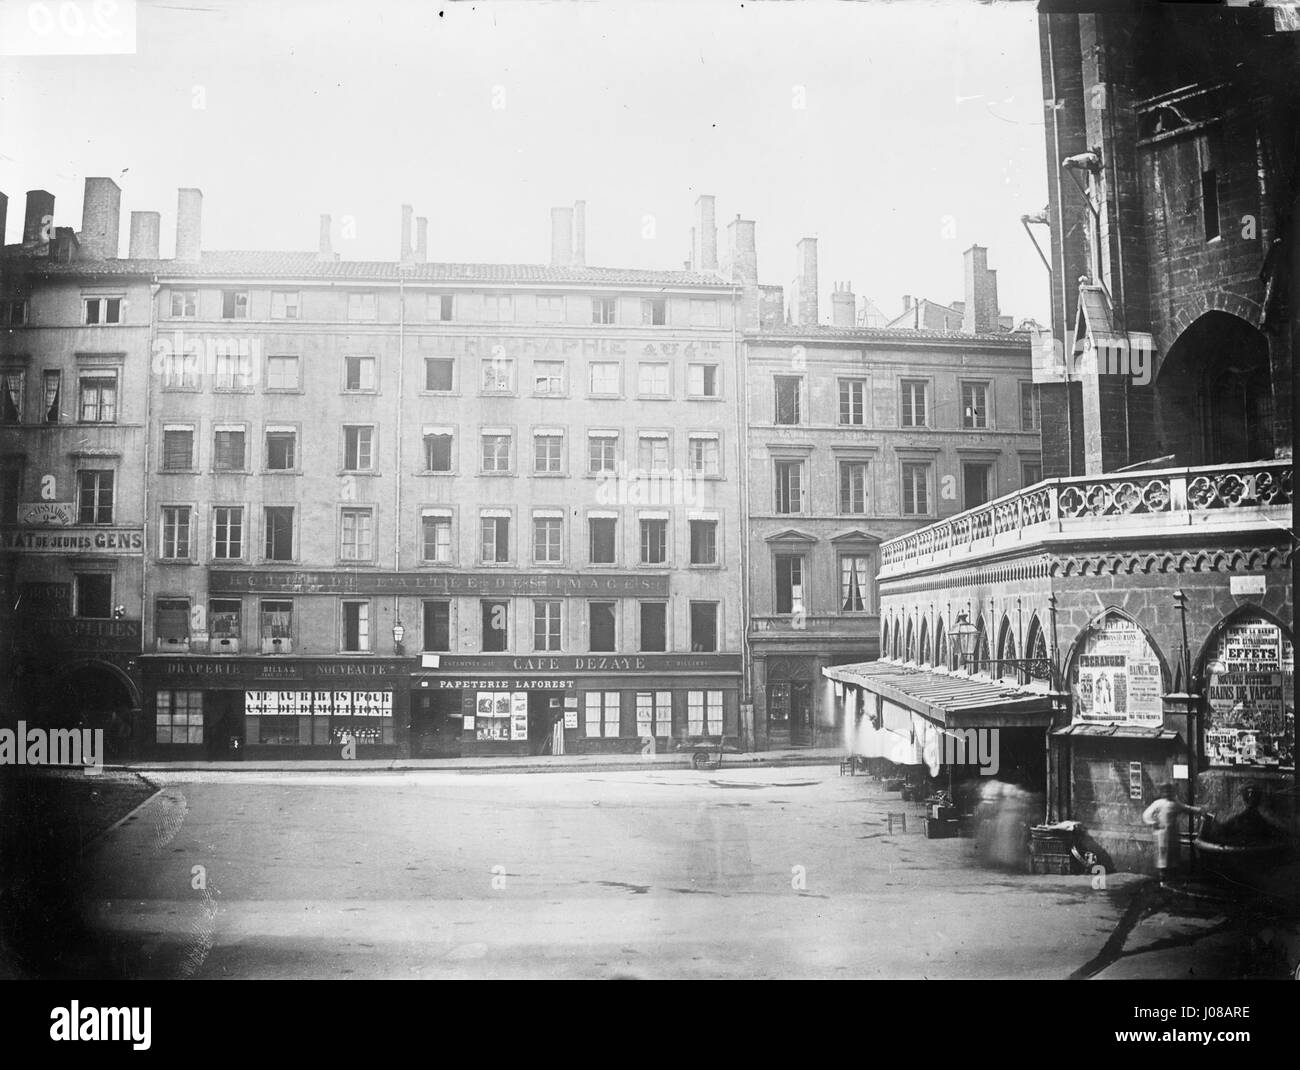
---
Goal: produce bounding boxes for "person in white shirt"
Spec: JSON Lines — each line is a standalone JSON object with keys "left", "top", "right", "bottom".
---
{"left": 1142, "top": 782, "right": 1203, "bottom": 885}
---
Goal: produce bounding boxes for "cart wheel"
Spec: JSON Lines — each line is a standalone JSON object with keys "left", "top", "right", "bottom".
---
{"left": 692, "top": 751, "right": 711, "bottom": 770}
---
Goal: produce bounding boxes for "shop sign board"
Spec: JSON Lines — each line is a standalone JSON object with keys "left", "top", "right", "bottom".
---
{"left": 210, "top": 570, "right": 669, "bottom": 597}
{"left": 19, "top": 502, "right": 76, "bottom": 526}
{"left": 1, "top": 527, "right": 144, "bottom": 554}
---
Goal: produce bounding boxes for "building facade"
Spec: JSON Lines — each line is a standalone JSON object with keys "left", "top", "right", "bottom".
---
{"left": 1, "top": 182, "right": 151, "bottom": 757}
{"left": 826, "top": 1, "right": 1296, "bottom": 873}
{"left": 740, "top": 239, "right": 1039, "bottom": 750}
{"left": 3, "top": 185, "right": 749, "bottom": 759}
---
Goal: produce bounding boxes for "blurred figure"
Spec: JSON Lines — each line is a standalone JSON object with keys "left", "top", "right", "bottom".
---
{"left": 1210, "top": 784, "right": 1285, "bottom": 845}
{"left": 974, "top": 773, "right": 1035, "bottom": 871}
{"left": 1142, "top": 782, "right": 1203, "bottom": 885}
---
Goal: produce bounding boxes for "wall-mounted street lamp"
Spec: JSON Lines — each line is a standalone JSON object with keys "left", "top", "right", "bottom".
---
{"left": 952, "top": 610, "right": 1055, "bottom": 682}
{"left": 952, "top": 611, "right": 979, "bottom": 665}
{"left": 392, "top": 620, "right": 406, "bottom": 655}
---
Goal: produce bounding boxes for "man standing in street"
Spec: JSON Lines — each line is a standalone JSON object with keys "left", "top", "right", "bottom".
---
{"left": 1142, "top": 782, "right": 1205, "bottom": 886}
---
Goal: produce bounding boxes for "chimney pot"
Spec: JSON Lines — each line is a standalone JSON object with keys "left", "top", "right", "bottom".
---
{"left": 793, "top": 236, "right": 819, "bottom": 326}
{"left": 23, "top": 189, "right": 55, "bottom": 245}
{"left": 723, "top": 216, "right": 759, "bottom": 329}
{"left": 400, "top": 204, "right": 414, "bottom": 262}
{"left": 831, "top": 279, "right": 856, "bottom": 328}
{"left": 80, "top": 177, "right": 122, "bottom": 259}
{"left": 693, "top": 195, "right": 718, "bottom": 271}
{"left": 573, "top": 201, "right": 586, "bottom": 267}
{"left": 550, "top": 206, "right": 574, "bottom": 267}
{"left": 316, "top": 214, "right": 335, "bottom": 262}
{"left": 416, "top": 216, "right": 428, "bottom": 262}
{"left": 962, "top": 244, "right": 999, "bottom": 333}
{"left": 175, "top": 188, "right": 202, "bottom": 260}
{"left": 128, "top": 211, "right": 161, "bottom": 259}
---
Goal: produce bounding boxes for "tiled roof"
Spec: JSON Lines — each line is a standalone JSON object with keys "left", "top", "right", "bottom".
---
{"left": 10, "top": 249, "right": 732, "bottom": 288}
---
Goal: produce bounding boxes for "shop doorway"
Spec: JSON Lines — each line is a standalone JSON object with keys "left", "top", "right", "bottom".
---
{"left": 410, "top": 690, "right": 463, "bottom": 758}
{"left": 767, "top": 680, "right": 813, "bottom": 748}
{"left": 204, "top": 692, "right": 244, "bottom": 758}
{"left": 56, "top": 661, "right": 138, "bottom": 761}
{"left": 527, "top": 693, "right": 565, "bottom": 755}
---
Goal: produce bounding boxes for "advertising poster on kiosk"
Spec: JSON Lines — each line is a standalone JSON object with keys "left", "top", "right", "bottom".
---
{"left": 1070, "top": 613, "right": 1164, "bottom": 725}
{"left": 1204, "top": 617, "right": 1294, "bottom": 769}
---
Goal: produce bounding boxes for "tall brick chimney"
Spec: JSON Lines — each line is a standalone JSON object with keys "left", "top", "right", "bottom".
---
{"left": 573, "top": 201, "right": 586, "bottom": 267}
{"left": 550, "top": 206, "right": 574, "bottom": 267}
{"left": 400, "top": 204, "right": 414, "bottom": 263}
{"left": 316, "top": 214, "right": 335, "bottom": 262}
{"left": 79, "top": 177, "right": 122, "bottom": 259}
{"left": 24, "top": 190, "right": 55, "bottom": 245}
{"left": 693, "top": 195, "right": 717, "bottom": 271}
{"left": 962, "top": 244, "right": 1000, "bottom": 333}
{"left": 128, "top": 211, "right": 161, "bottom": 258}
{"left": 175, "top": 188, "right": 202, "bottom": 261}
{"left": 416, "top": 216, "right": 428, "bottom": 262}
{"left": 831, "top": 281, "right": 856, "bottom": 327}
{"left": 792, "top": 237, "right": 819, "bottom": 326}
{"left": 723, "top": 215, "right": 759, "bottom": 329}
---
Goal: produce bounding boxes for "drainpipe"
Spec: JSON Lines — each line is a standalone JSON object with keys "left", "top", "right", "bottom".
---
{"left": 732, "top": 283, "right": 751, "bottom": 749}
{"left": 140, "top": 278, "right": 160, "bottom": 748}
{"left": 1046, "top": 15, "right": 1077, "bottom": 477}
{"left": 395, "top": 270, "right": 407, "bottom": 628}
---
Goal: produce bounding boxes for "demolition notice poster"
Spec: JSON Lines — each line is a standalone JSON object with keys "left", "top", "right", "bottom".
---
{"left": 1204, "top": 617, "right": 1294, "bottom": 769}
{"left": 1071, "top": 613, "right": 1164, "bottom": 725}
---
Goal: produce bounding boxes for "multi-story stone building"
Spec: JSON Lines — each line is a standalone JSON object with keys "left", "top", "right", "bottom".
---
{"left": 4, "top": 184, "right": 749, "bottom": 759}
{"left": 722, "top": 219, "right": 1040, "bottom": 750}
{"left": 826, "top": 1, "right": 1295, "bottom": 873}
{"left": 1, "top": 181, "right": 153, "bottom": 756}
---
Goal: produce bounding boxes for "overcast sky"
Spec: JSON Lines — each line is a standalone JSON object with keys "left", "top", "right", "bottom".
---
{"left": 0, "top": 0, "right": 1051, "bottom": 323}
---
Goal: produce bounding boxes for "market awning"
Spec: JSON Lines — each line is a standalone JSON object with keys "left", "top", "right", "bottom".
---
{"left": 823, "top": 660, "right": 1054, "bottom": 728}
{"left": 1051, "top": 723, "right": 1179, "bottom": 742}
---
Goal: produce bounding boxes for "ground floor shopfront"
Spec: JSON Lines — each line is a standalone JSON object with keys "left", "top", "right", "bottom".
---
{"left": 138, "top": 655, "right": 413, "bottom": 760}
{"left": 747, "top": 624, "right": 875, "bottom": 750}
{"left": 411, "top": 653, "right": 743, "bottom": 757}
{"left": 824, "top": 660, "right": 1054, "bottom": 810}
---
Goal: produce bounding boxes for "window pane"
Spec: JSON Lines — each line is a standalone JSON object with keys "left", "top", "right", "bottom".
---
{"left": 774, "top": 377, "right": 801, "bottom": 424}
{"left": 214, "top": 430, "right": 245, "bottom": 470}
{"left": 589, "top": 518, "right": 616, "bottom": 563}
{"left": 590, "top": 602, "right": 616, "bottom": 651}
{"left": 425, "top": 433, "right": 453, "bottom": 472}
{"left": 690, "top": 603, "right": 718, "bottom": 651}
{"left": 640, "top": 603, "right": 666, "bottom": 652}
{"left": 482, "top": 600, "right": 508, "bottom": 651}
{"left": 689, "top": 520, "right": 717, "bottom": 565}
{"left": 423, "top": 601, "right": 450, "bottom": 651}
{"left": 425, "top": 358, "right": 454, "bottom": 391}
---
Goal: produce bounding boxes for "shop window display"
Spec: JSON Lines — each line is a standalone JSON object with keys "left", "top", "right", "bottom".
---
{"left": 243, "top": 690, "right": 394, "bottom": 746}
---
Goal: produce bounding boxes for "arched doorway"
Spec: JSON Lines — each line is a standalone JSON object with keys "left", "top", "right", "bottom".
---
{"left": 53, "top": 662, "right": 138, "bottom": 760}
{"left": 1156, "top": 312, "right": 1274, "bottom": 465}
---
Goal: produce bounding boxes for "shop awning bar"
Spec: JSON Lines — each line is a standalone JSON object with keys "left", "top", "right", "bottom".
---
{"left": 824, "top": 661, "right": 1054, "bottom": 728}
{"left": 1051, "top": 723, "right": 1179, "bottom": 742}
